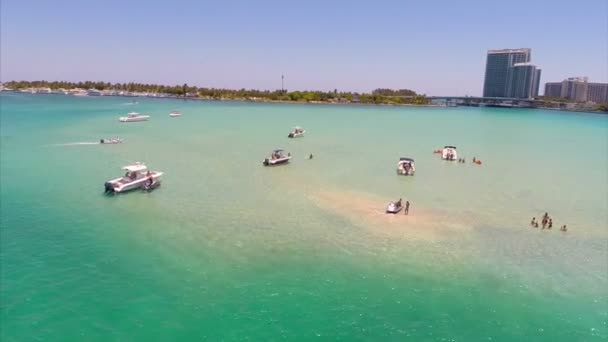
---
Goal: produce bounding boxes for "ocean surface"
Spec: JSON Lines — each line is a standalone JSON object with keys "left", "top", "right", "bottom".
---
{"left": 1, "top": 93, "right": 607, "bottom": 341}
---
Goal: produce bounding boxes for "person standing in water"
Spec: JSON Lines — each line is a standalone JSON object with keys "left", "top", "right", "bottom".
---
{"left": 548, "top": 218, "right": 553, "bottom": 229}
{"left": 309, "top": 153, "right": 313, "bottom": 160}
{"left": 404, "top": 201, "right": 410, "bottom": 215}
{"left": 530, "top": 217, "right": 536, "bottom": 227}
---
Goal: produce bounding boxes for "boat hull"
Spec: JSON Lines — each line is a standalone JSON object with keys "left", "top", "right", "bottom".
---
{"left": 386, "top": 204, "right": 403, "bottom": 214}
{"left": 100, "top": 139, "right": 122, "bottom": 144}
{"left": 263, "top": 157, "right": 291, "bottom": 166}
{"left": 104, "top": 172, "right": 163, "bottom": 194}
{"left": 397, "top": 169, "right": 415, "bottom": 176}
{"left": 119, "top": 116, "right": 149, "bottom": 122}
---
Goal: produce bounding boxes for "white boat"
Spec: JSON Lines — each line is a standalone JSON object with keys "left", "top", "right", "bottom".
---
{"left": 263, "top": 149, "right": 291, "bottom": 166}
{"left": 397, "top": 157, "right": 416, "bottom": 175}
{"left": 386, "top": 199, "right": 403, "bottom": 214}
{"left": 87, "top": 89, "right": 102, "bottom": 96}
{"left": 288, "top": 127, "right": 305, "bottom": 138}
{"left": 100, "top": 137, "right": 123, "bottom": 144}
{"left": 169, "top": 110, "right": 182, "bottom": 117}
{"left": 119, "top": 112, "right": 150, "bottom": 122}
{"left": 104, "top": 163, "right": 163, "bottom": 194}
{"left": 442, "top": 146, "right": 458, "bottom": 161}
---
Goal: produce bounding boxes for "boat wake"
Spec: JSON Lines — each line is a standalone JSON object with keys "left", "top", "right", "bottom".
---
{"left": 53, "top": 142, "right": 101, "bottom": 146}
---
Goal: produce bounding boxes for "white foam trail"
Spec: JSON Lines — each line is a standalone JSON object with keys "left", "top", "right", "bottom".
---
{"left": 53, "top": 142, "right": 100, "bottom": 146}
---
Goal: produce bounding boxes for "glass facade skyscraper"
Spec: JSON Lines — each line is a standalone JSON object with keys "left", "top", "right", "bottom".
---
{"left": 483, "top": 48, "right": 540, "bottom": 99}
{"left": 509, "top": 63, "right": 538, "bottom": 99}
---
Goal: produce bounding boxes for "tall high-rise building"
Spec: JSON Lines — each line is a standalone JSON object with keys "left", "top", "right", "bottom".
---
{"left": 482, "top": 48, "right": 540, "bottom": 99}
{"left": 587, "top": 83, "right": 608, "bottom": 103}
{"left": 508, "top": 63, "right": 538, "bottom": 99}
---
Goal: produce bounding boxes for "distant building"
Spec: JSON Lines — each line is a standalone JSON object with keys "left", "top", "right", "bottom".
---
{"left": 543, "top": 77, "right": 608, "bottom": 103}
{"left": 560, "top": 77, "right": 588, "bottom": 102}
{"left": 544, "top": 82, "right": 562, "bottom": 98}
{"left": 482, "top": 48, "right": 540, "bottom": 99}
{"left": 587, "top": 83, "right": 608, "bottom": 103}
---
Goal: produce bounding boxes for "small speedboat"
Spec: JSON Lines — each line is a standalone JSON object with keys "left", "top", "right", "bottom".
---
{"left": 119, "top": 112, "right": 150, "bottom": 122}
{"left": 169, "top": 110, "right": 182, "bottom": 117}
{"left": 288, "top": 127, "right": 305, "bottom": 138}
{"left": 100, "top": 138, "right": 123, "bottom": 144}
{"left": 442, "top": 146, "right": 458, "bottom": 161}
{"left": 397, "top": 157, "right": 416, "bottom": 175}
{"left": 386, "top": 200, "right": 404, "bottom": 214}
{"left": 104, "top": 163, "right": 163, "bottom": 194}
{"left": 263, "top": 149, "right": 291, "bottom": 166}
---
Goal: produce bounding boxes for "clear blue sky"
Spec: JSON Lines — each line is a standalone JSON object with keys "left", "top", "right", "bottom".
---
{"left": 1, "top": 0, "right": 606, "bottom": 95}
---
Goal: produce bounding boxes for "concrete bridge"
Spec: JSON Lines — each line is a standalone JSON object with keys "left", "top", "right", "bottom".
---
{"left": 427, "top": 96, "right": 543, "bottom": 108}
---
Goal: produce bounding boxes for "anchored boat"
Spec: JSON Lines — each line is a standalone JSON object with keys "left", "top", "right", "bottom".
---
{"left": 288, "top": 127, "right": 305, "bottom": 138}
{"left": 397, "top": 157, "right": 416, "bottom": 175}
{"left": 169, "top": 110, "right": 182, "bottom": 117}
{"left": 442, "top": 146, "right": 458, "bottom": 161}
{"left": 104, "top": 163, "right": 163, "bottom": 193}
{"left": 263, "top": 149, "right": 291, "bottom": 166}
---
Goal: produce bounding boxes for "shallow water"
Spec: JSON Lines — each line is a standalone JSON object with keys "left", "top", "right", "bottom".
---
{"left": 1, "top": 93, "right": 607, "bottom": 341}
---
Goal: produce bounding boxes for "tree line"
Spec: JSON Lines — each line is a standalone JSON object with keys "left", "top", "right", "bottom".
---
{"left": 3, "top": 80, "right": 429, "bottom": 105}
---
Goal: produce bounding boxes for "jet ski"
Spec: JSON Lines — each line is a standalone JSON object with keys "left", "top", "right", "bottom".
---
{"left": 386, "top": 200, "right": 403, "bottom": 214}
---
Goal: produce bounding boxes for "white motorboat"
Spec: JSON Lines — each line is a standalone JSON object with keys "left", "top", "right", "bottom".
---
{"left": 169, "top": 110, "right": 182, "bottom": 117}
{"left": 397, "top": 157, "right": 416, "bottom": 175}
{"left": 119, "top": 112, "right": 150, "bottom": 122}
{"left": 288, "top": 127, "right": 305, "bottom": 138}
{"left": 263, "top": 149, "right": 291, "bottom": 166}
{"left": 100, "top": 137, "right": 123, "bottom": 144}
{"left": 104, "top": 163, "right": 163, "bottom": 193}
{"left": 386, "top": 199, "right": 404, "bottom": 214}
{"left": 442, "top": 146, "right": 458, "bottom": 161}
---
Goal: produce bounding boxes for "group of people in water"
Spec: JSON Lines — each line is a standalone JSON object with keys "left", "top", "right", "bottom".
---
{"left": 445, "top": 153, "right": 456, "bottom": 161}
{"left": 530, "top": 212, "right": 567, "bottom": 232}
{"left": 401, "top": 162, "right": 413, "bottom": 175}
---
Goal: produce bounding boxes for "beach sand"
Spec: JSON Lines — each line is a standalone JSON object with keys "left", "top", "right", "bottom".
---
{"left": 308, "top": 188, "right": 474, "bottom": 242}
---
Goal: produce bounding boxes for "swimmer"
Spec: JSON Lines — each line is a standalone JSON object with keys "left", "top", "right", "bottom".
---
{"left": 560, "top": 225, "right": 567, "bottom": 232}
{"left": 534, "top": 222, "right": 539, "bottom": 228}
{"left": 404, "top": 201, "right": 410, "bottom": 215}
{"left": 548, "top": 219, "right": 553, "bottom": 229}
{"left": 530, "top": 217, "right": 536, "bottom": 226}
{"left": 309, "top": 153, "right": 313, "bottom": 159}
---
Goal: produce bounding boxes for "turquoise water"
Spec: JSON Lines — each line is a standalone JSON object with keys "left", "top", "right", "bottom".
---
{"left": 1, "top": 93, "right": 607, "bottom": 341}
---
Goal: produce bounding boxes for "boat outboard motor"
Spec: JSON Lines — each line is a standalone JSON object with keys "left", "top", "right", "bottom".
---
{"left": 100, "top": 139, "right": 105, "bottom": 144}
{"left": 104, "top": 182, "right": 115, "bottom": 193}
{"left": 263, "top": 158, "right": 269, "bottom": 166}
{"left": 288, "top": 133, "right": 294, "bottom": 138}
